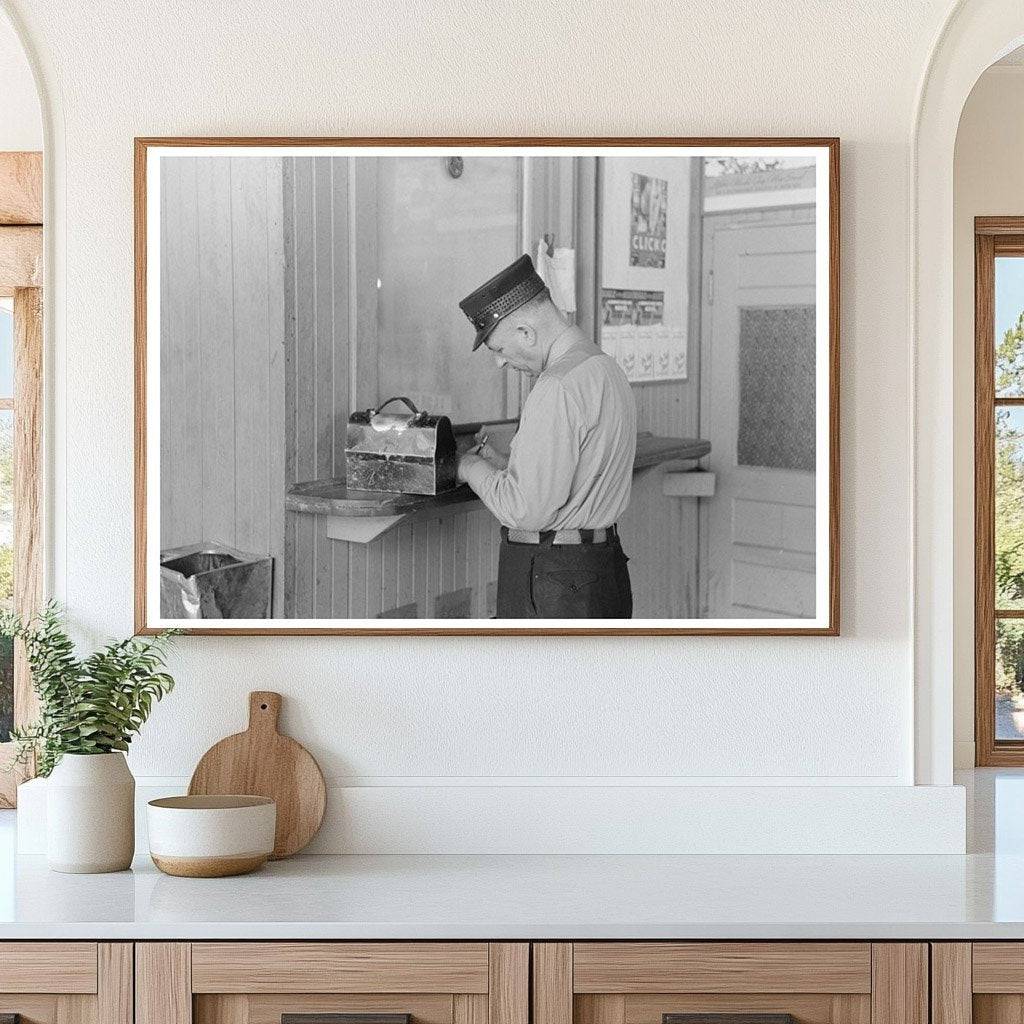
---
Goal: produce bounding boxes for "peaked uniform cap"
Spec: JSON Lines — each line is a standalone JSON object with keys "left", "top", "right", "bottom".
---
{"left": 459, "top": 254, "right": 548, "bottom": 351}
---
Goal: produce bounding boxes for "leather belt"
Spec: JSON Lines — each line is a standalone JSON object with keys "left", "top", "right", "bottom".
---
{"left": 503, "top": 525, "right": 618, "bottom": 546}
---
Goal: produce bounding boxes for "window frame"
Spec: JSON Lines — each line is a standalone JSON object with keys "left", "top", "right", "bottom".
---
{"left": 975, "top": 218, "right": 1024, "bottom": 765}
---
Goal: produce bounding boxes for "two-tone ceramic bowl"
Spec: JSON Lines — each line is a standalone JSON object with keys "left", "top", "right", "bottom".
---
{"left": 147, "top": 795, "right": 276, "bottom": 877}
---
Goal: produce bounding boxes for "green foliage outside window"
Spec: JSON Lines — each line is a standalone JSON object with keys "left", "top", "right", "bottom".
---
{"left": 995, "top": 313, "right": 1024, "bottom": 695}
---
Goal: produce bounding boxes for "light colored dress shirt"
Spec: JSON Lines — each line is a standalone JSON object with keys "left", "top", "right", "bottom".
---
{"left": 463, "top": 327, "right": 637, "bottom": 531}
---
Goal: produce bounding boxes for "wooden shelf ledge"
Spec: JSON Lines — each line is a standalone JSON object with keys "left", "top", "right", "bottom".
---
{"left": 286, "top": 434, "right": 712, "bottom": 544}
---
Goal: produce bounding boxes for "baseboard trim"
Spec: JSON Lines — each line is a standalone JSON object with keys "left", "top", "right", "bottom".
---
{"left": 17, "top": 778, "right": 967, "bottom": 856}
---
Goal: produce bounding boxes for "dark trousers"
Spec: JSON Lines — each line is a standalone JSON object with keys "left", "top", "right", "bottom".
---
{"left": 496, "top": 534, "right": 633, "bottom": 619}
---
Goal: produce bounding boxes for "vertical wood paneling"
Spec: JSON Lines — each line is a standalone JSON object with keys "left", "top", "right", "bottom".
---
{"left": 489, "top": 943, "right": 529, "bottom": 1024}
{"left": 931, "top": 944, "right": 971, "bottom": 1024}
{"left": 313, "top": 157, "right": 335, "bottom": 480}
{"left": 331, "top": 531, "right": 350, "bottom": 617}
{"left": 160, "top": 155, "right": 286, "bottom": 611}
{"left": 871, "top": 944, "right": 928, "bottom": 1024}
{"left": 619, "top": 464, "right": 700, "bottom": 618}
{"left": 454, "top": 994, "right": 487, "bottom": 1024}
{"left": 382, "top": 528, "right": 399, "bottom": 613}
{"left": 441, "top": 517, "right": 456, "bottom": 596}
{"left": 396, "top": 521, "right": 415, "bottom": 611}
{"left": 428, "top": 518, "right": 443, "bottom": 616}
{"left": 348, "top": 541, "right": 368, "bottom": 618}
{"left": 197, "top": 157, "right": 236, "bottom": 545}
{"left": 136, "top": 943, "right": 191, "bottom": 1024}
{"left": 159, "top": 162, "right": 176, "bottom": 543}
{"left": 230, "top": 156, "right": 270, "bottom": 555}
{"left": 266, "top": 158, "right": 287, "bottom": 616}
{"left": 467, "top": 511, "right": 481, "bottom": 617}
{"left": 332, "top": 159, "right": 351, "bottom": 455}
{"left": 314, "top": 514, "right": 333, "bottom": 617}
{"left": 533, "top": 944, "right": 572, "bottom": 1024}
{"left": 414, "top": 518, "right": 429, "bottom": 615}
{"left": 282, "top": 157, "right": 298, "bottom": 616}
{"left": 366, "top": 537, "right": 384, "bottom": 618}
{"left": 162, "top": 156, "right": 202, "bottom": 547}
{"left": 97, "top": 944, "right": 133, "bottom": 1024}
{"left": 290, "top": 155, "right": 317, "bottom": 617}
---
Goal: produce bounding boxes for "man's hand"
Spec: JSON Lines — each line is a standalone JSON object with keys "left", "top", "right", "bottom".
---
{"left": 472, "top": 428, "right": 510, "bottom": 471}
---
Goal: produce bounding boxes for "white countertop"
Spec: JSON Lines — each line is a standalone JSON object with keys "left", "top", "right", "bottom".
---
{"left": 0, "top": 769, "right": 1021, "bottom": 941}
{"left": 0, "top": 848, "right": 1023, "bottom": 940}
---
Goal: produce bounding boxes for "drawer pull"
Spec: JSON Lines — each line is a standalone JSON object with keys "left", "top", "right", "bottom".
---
{"left": 665, "top": 1016, "right": 796, "bottom": 1024}
{"left": 283, "top": 1016, "right": 411, "bottom": 1024}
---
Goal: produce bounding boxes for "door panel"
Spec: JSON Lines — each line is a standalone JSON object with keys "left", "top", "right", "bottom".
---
{"left": 702, "top": 218, "right": 817, "bottom": 618}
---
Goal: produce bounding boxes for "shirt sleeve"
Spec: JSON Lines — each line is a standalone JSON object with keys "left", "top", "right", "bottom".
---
{"left": 462, "top": 377, "right": 584, "bottom": 530}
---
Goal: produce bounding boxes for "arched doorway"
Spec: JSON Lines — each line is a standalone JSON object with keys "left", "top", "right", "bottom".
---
{"left": 914, "top": 0, "right": 1024, "bottom": 785}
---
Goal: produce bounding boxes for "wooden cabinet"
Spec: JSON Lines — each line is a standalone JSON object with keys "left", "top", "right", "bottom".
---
{"left": 532, "top": 943, "right": 928, "bottom": 1024}
{"left": 0, "top": 938, "right": 947, "bottom": 1024}
{"left": 0, "top": 942, "right": 132, "bottom": 1024}
{"left": 136, "top": 943, "right": 528, "bottom": 1024}
{"left": 932, "top": 943, "right": 1024, "bottom": 1024}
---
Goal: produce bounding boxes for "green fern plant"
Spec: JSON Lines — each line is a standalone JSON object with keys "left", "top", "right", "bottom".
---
{"left": 0, "top": 602, "right": 177, "bottom": 777}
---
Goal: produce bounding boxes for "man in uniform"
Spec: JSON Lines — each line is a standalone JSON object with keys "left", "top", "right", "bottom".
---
{"left": 457, "top": 254, "right": 637, "bottom": 619}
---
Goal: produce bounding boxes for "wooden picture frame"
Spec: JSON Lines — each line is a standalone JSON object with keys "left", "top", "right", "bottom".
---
{"left": 135, "top": 137, "right": 840, "bottom": 636}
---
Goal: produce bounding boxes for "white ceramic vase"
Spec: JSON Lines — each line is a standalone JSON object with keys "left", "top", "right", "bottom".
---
{"left": 46, "top": 752, "right": 135, "bottom": 873}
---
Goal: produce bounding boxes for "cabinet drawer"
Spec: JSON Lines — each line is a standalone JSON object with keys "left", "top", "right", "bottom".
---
{"left": 191, "top": 943, "right": 490, "bottom": 993}
{"left": 0, "top": 942, "right": 98, "bottom": 993}
{"left": 572, "top": 943, "right": 872, "bottom": 994}
{"left": 139, "top": 942, "right": 528, "bottom": 1024}
{"left": 534, "top": 943, "right": 926, "bottom": 1024}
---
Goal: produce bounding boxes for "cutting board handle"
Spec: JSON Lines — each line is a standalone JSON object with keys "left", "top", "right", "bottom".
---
{"left": 248, "top": 691, "right": 282, "bottom": 734}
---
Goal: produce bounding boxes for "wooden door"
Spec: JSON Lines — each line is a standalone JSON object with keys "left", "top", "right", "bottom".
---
{"left": 0, "top": 942, "right": 132, "bottom": 1024}
{"left": 534, "top": 943, "right": 926, "bottom": 1024}
{"left": 702, "top": 218, "right": 817, "bottom": 619}
{"left": 137, "top": 942, "right": 528, "bottom": 1024}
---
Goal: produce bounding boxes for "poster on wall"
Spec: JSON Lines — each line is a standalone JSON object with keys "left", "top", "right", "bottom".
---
{"left": 135, "top": 137, "right": 839, "bottom": 636}
{"left": 600, "top": 288, "right": 687, "bottom": 382}
{"left": 629, "top": 173, "right": 668, "bottom": 268}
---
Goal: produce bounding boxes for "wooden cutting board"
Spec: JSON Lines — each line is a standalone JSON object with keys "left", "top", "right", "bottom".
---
{"left": 188, "top": 691, "right": 326, "bottom": 859}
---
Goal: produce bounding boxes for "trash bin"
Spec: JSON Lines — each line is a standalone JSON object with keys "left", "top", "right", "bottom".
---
{"left": 160, "top": 542, "right": 273, "bottom": 619}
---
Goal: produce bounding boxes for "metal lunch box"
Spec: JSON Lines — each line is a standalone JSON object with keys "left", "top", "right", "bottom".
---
{"left": 345, "top": 396, "right": 458, "bottom": 496}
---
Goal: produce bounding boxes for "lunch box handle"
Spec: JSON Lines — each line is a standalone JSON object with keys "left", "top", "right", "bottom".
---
{"left": 373, "top": 396, "right": 419, "bottom": 415}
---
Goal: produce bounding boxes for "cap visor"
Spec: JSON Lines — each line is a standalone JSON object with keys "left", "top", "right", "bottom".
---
{"left": 472, "top": 320, "right": 499, "bottom": 352}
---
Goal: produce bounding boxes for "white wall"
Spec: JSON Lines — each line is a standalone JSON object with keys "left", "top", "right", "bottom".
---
{"left": 0, "top": 0, "right": 972, "bottom": 851}
{"left": 0, "top": 10, "right": 39, "bottom": 151}
{"left": 952, "top": 66, "right": 1024, "bottom": 768}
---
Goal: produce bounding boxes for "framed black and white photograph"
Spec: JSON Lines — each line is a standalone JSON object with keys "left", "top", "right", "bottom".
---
{"left": 134, "top": 138, "right": 839, "bottom": 635}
